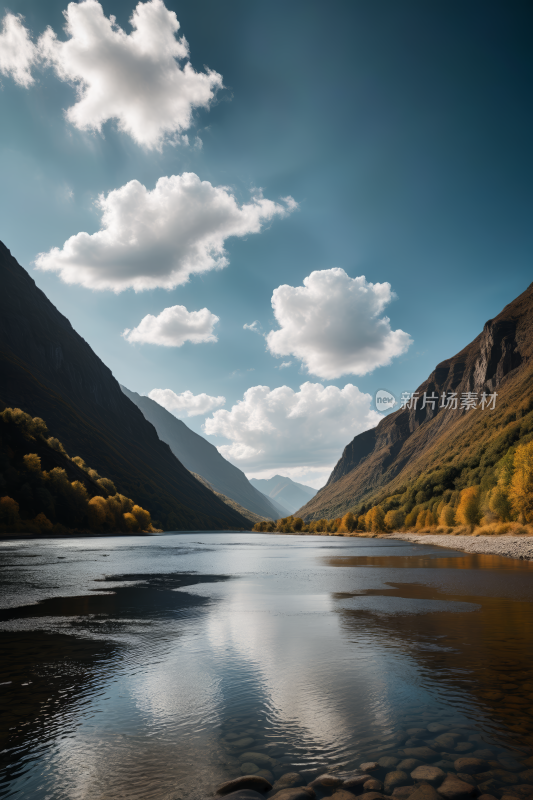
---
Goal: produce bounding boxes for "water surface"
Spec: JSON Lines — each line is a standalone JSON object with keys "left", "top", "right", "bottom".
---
{"left": 1, "top": 533, "right": 533, "bottom": 800}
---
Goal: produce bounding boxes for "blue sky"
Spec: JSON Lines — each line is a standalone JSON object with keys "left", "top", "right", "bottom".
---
{"left": 1, "top": 0, "right": 532, "bottom": 487}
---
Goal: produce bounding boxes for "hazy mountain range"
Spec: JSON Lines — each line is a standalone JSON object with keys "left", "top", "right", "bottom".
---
{"left": 120, "top": 387, "right": 285, "bottom": 520}
{"left": 250, "top": 476, "right": 317, "bottom": 515}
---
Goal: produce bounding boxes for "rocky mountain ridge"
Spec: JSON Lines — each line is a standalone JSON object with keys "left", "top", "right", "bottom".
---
{"left": 297, "top": 280, "right": 533, "bottom": 520}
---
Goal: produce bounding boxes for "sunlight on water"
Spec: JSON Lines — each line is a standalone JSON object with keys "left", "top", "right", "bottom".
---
{"left": 1, "top": 534, "right": 533, "bottom": 800}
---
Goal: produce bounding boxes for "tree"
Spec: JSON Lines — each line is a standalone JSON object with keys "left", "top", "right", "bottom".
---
{"left": 370, "top": 506, "right": 386, "bottom": 532}
{"left": 415, "top": 510, "right": 426, "bottom": 529}
{"left": 132, "top": 505, "right": 151, "bottom": 530}
{"left": 509, "top": 441, "right": 533, "bottom": 522}
{"left": 439, "top": 504, "right": 455, "bottom": 527}
{"left": 456, "top": 486, "right": 480, "bottom": 529}
{"left": 0, "top": 496, "right": 20, "bottom": 525}
{"left": 339, "top": 512, "right": 356, "bottom": 532}
{"left": 385, "top": 509, "right": 405, "bottom": 531}
{"left": 23, "top": 453, "right": 41, "bottom": 473}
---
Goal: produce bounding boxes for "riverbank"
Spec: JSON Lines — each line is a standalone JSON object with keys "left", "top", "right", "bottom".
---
{"left": 392, "top": 532, "right": 533, "bottom": 560}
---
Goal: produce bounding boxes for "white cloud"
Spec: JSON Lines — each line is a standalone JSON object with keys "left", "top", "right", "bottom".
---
{"left": 0, "top": 13, "right": 38, "bottom": 87}
{"left": 122, "top": 304, "right": 218, "bottom": 346}
{"left": 266, "top": 269, "right": 412, "bottom": 380}
{"left": 204, "top": 381, "right": 380, "bottom": 472}
{"left": 35, "top": 173, "right": 296, "bottom": 292}
{"left": 243, "top": 320, "right": 262, "bottom": 334}
{"left": 38, "top": 0, "right": 222, "bottom": 149}
{"left": 278, "top": 360, "right": 292, "bottom": 369}
{"left": 149, "top": 388, "right": 225, "bottom": 417}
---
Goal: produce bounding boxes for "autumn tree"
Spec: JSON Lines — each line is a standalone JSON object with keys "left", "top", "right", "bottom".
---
{"left": 456, "top": 486, "right": 480, "bottom": 529}
{"left": 509, "top": 441, "right": 533, "bottom": 522}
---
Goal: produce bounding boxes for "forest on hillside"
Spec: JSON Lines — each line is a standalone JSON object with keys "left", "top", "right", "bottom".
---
{"left": 255, "top": 398, "right": 533, "bottom": 536}
{"left": 0, "top": 408, "right": 156, "bottom": 536}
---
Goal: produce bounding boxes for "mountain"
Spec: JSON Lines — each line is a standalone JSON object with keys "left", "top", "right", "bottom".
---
{"left": 297, "top": 280, "right": 533, "bottom": 520}
{"left": 0, "top": 241, "right": 249, "bottom": 531}
{"left": 250, "top": 475, "right": 317, "bottom": 515}
{"left": 120, "top": 387, "right": 283, "bottom": 520}
{"left": 190, "top": 472, "right": 266, "bottom": 527}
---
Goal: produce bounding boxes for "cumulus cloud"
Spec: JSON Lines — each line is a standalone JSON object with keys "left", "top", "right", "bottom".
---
{"left": 122, "top": 304, "right": 218, "bottom": 346}
{"left": 35, "top": 173, "right": 296, "bottom": 292}
{"left": 149, "top": 388, "right": 225, "bottom": 417}
{"left": 204, "top": 382, "right": 380, "bottom": 472}
{"left": 38, "top": 0, "right": 222, "bottom": 148}
{"left": 0, "top": 13, "right": 38, "bottom": 87}
{"left": 278, "top": 361, "right": 292, "bottom": 369}
{"left": 266, "top": 269, "right": 412, "bottom": 380}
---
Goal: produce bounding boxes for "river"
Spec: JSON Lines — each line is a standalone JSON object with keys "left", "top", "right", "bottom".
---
{"left": 1, "top": 533, "right": 533, "bottom": 800}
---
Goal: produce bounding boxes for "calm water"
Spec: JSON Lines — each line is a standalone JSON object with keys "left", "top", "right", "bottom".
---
{"left": 1, "top": 533, "right": 533, "bottom": 800}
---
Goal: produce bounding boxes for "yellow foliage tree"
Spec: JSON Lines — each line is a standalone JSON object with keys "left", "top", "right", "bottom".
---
{"left": 439, "top": 503, "right": 455, "bottom": 527}
{"left": 509, "top": 441, "right": 533, "bottom": 523}
{"left": 132, "top": 505, "right": 151, "bottom": 531}
{"left": 23, "top": 453, "right": 41, "bottom": 473}
{"left": 456, "top": 486, "right": 480, "bottom": 528}
{"left": 33, "top": 512, "right": 53, "bottom": 532}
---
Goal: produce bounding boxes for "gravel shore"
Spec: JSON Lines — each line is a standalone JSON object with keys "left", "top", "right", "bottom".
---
{"left": 392, "top": 532, "right": 533, "bottom": 560}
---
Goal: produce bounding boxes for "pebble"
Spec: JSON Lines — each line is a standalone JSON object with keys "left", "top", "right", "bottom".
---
{"left": 219, "top": 791, "right": 267, "bottom": 800}
{"left": 379, "top": 757, "right": 400, "bottom": 768}
{"left": 520, "top": 770, "right": 533, "bottom": 783}
{"left": 454, "top": 758, "right": 490, "bottom": 775}
{"left": 384, "top": 770, "right": 410, "bottom": 791}
{"left": 398, "top": 760, "right": 423, "bottom": 772}
{"left": 309, "top": 775, "right": 343, "bottom": 789}
{"left": 328, "top": 791, "right": 360, "bottom": 800}
{"left": 393, "top": 788, "right": 417, "bottom": 799}
{"left": 455, "top": 774, "right": 476, "bottom": 787}
{"left": 428, "top": 724, "right": 449, "bottom": 734}
{"left": 357, "top": 793, "right": 384, "bottom": 800}
{"left": 257, "top": 771, "right": 274, "bottom": 782}
{"left": 360, "top": 762, "right": 379, "bottom": 772}
{"left": 364, "top": 779, "right": 383, "bottom": 792}
{"left": 272, "top": 774, "right": 304, "bottom": 791}
{"left": 393, "top": 534, "right": 533, "bottom": 561}
{"left": 217, "top": 776, "right": 274, "bottom": 795}
{"left": 408, "top": 729, "right": 429, "bottom": 738}
{"left": 455, "top": 743, "right": 475, "bottom": 754}
{"left": 410, "top": 766, "right": 446, "bottom": 785}
{"left": 242, "top": 763, "right": 260, "bottom": 775}
{"left": 268, "top": 788, "right": 315, "bottom": 800}
{"left": 231, "top": 738, "right": 256, "bottom": 749}
{"left": 472, "top": 751, "right": 496, "bottom": 762}
{"left": 241, "top": 753, "right": 276, "bottom": 767}
{"left": 341, "top": 775, "right": 372, "bottom": 789}
{"left": 437, "top": 774, "right": 478, "bottom": 800}
{"left": 403, "top": 748, "right": 438, "bottom": 762}
{"left": 409, "top": 785, "right": 441, "bottom": 800}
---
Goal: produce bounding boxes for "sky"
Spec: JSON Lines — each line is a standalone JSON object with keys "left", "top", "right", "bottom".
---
{"left": 1, "top": 0, "right": 532, "bottom": 489}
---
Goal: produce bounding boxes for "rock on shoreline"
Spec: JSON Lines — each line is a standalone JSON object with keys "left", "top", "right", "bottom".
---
{"left": 392, "top": 534, "right": 533, "bottom": 561}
